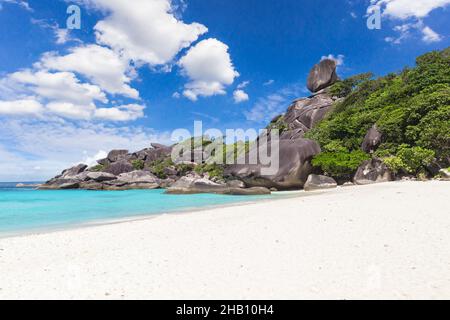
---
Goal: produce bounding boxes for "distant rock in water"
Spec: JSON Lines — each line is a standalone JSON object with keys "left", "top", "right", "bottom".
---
{"left": 16, "top": 183, "right": 42, "bottom": 188}
{"left": 307, "top": 59, "right": 338, "bottom": 93}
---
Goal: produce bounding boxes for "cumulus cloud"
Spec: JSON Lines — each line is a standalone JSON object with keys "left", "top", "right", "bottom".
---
{"left": 95, "top": 104, "right": 145, "bottom": 121}
{"left": 179, "top": 38, "right": 239, "bottom": 101}
{"left": 233, "top": 89, "right": 249, "bottom": 104}
{"left": 77, "top": 0, "right": 208, "bottom": 66}
{"left": 372, "top": 0, "right": 450, "bottom": 20}
{"left": 1, "top": 70, "right": 146, "bottom": 121}
{"left": 9, "top": 70, "right": 107, "bottom": 105}
{"left": 372, "top": 0, "right": 449, "bottom": 44}
{"left": 39, "top": 45, "right": 139, "bottom": 98}
{"left": 0, "top": 99, "right": 43, "bottom": 115}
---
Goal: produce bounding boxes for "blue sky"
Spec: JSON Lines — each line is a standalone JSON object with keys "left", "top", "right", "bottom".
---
{"left": 0, "top": 0, "right": 449, "bottom": 181}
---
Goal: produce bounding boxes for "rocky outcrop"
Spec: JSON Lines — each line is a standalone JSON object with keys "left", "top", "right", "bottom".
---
{"left": 61, "top": 164, "right": 88, "bottom": 179}
{"left": 165, "top": 175, "right": 270, "bottom": 195}
{"left": 362, "top": 125, "right": 382, "bottom": 153}
{"left": 307, "top": 59, "right": 338, "bottom": 93}
{"left": 107, "top": 150, "right": 129, "bottom": 163}
{"left": 86, "top": 172, "right": 117, "bottom": 182}
{"left": 354, "top": 158, "right": 393, "bottom": 185}
{"left": 226, "top": 139, "right": 321, "bottom": 190}
{"left": 104, "top": 160, "right": 134, "bottom": 176}
{"left": 40, "top": 58, "right": 343, "bottom": 193}
{"left": 304, "top": 174, "right": 337, "bottom": 191}
{"left": 165, "top": 176, "right": 228, "bottom": 194}
{"left": 280, "top": 93, "right": 335, "bottom": 140}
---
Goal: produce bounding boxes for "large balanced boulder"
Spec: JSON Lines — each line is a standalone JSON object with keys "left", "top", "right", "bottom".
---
{"left": 307, "top": 59, "right": 338, "bottom": 93}
{"left": 361, "top": 125, "right": 382, "bottom": 153}
{"left": 226, "top": 139, "right": 321, "bottom": 190}
{"left": 304, "top": 174, "right": 337, "bottom": 191}
{"left": 354, "top": 158, "right": 393, "bottom": 185}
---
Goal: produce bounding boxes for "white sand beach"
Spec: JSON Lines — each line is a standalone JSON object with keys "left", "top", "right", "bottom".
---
{"left": 0, "top": 181, "right": 449, "bottom": 300}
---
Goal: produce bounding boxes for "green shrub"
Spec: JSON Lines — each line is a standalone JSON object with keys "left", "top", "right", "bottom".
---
{"left": 131, "top": 159, "right": 145, "bottom": 170}
{"left": 175, "top": 163, "right": 195, "bottom": 176}
{"left": 396, "top": 145, "right": 435, "bottom": 175}
{"left": 382, "top": 156, "right": 404, "bottom": 174}
{"left": 311, "top": 150, "right": 370, "bottom": 179}
{"left": 148, "top": 158, "right": 175, "bottom": 179}
{"left": 194, "top": 163, "right": 224, "bottom": 180}
{"left": 328, "top": 73, "right": 373, "bottom": 98}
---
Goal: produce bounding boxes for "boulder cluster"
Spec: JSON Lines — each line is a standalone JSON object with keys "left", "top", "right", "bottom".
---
{"left": 40, "top": 58, "right": 397, "bottom": 194}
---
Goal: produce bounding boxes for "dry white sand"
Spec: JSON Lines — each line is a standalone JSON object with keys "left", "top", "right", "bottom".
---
{"left": 0, "top": 181, "right": 449, "bottom": 300}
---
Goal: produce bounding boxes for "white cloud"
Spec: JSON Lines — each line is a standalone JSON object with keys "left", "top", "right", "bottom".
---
{"left": 0, "top": 99, "right": 43, "bottom": 115}
{"left": 82, "top": 150, "right": 108, "bottom": 167}
{"left": 10, "top": 70, "right": 107, "bottom": 105}
{"left": 46, "top": 102, "right": 96, "bottom": 120}
{"left": 372, "top": 0, "right": 448, "bottom": 44}
{"left": 384, "top": 21, "right": 443, "bottom": 44}
{"left": 77, "top": 0, "right": 208, "bottom": 66}
{"left": 40, "top": 45, "right": 139, "bottom": 98}
{"left": 263, "top": 79, "right": 275, "bottom": 86}
{"left": 0, "top": 0, "right": 31, "bottom": 11}
{"left": 1, "top": 70, "right": 146, "bottom": 121}
{"left": 95, "top": 104, "right": 145, "bottom": 121}
{"left": 172, "top": 92, "right": 181, "bottom": 99}
{"left": 372, "top": 0, "right": 450, "bottom": 20}
{"left": 422, "top": 26, "right": 443, "bottom": 43}
{"left": 179, "top": 38, "right": 239, "bottom": 101}
{"left": 233, "top": 89, "right": 249, "bottom": 104}
{"left": 321, "top": 54, "right": 345, "bottom": 66}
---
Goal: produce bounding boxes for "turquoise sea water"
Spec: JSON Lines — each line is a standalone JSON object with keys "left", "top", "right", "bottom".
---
{"left": 0, "top": 183, "right": 272, "bottom": 236}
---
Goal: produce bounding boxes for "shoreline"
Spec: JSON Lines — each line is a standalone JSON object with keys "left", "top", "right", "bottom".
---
{"left": 1, "top": 180, "right": 449, "bottom": 299}
{"left": 0, "top": 189, "right": 313, "bottom": 240}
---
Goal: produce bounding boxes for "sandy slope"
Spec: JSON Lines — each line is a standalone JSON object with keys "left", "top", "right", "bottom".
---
{"left": 0, "top": 181, "right": 449, "bottom": 300}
